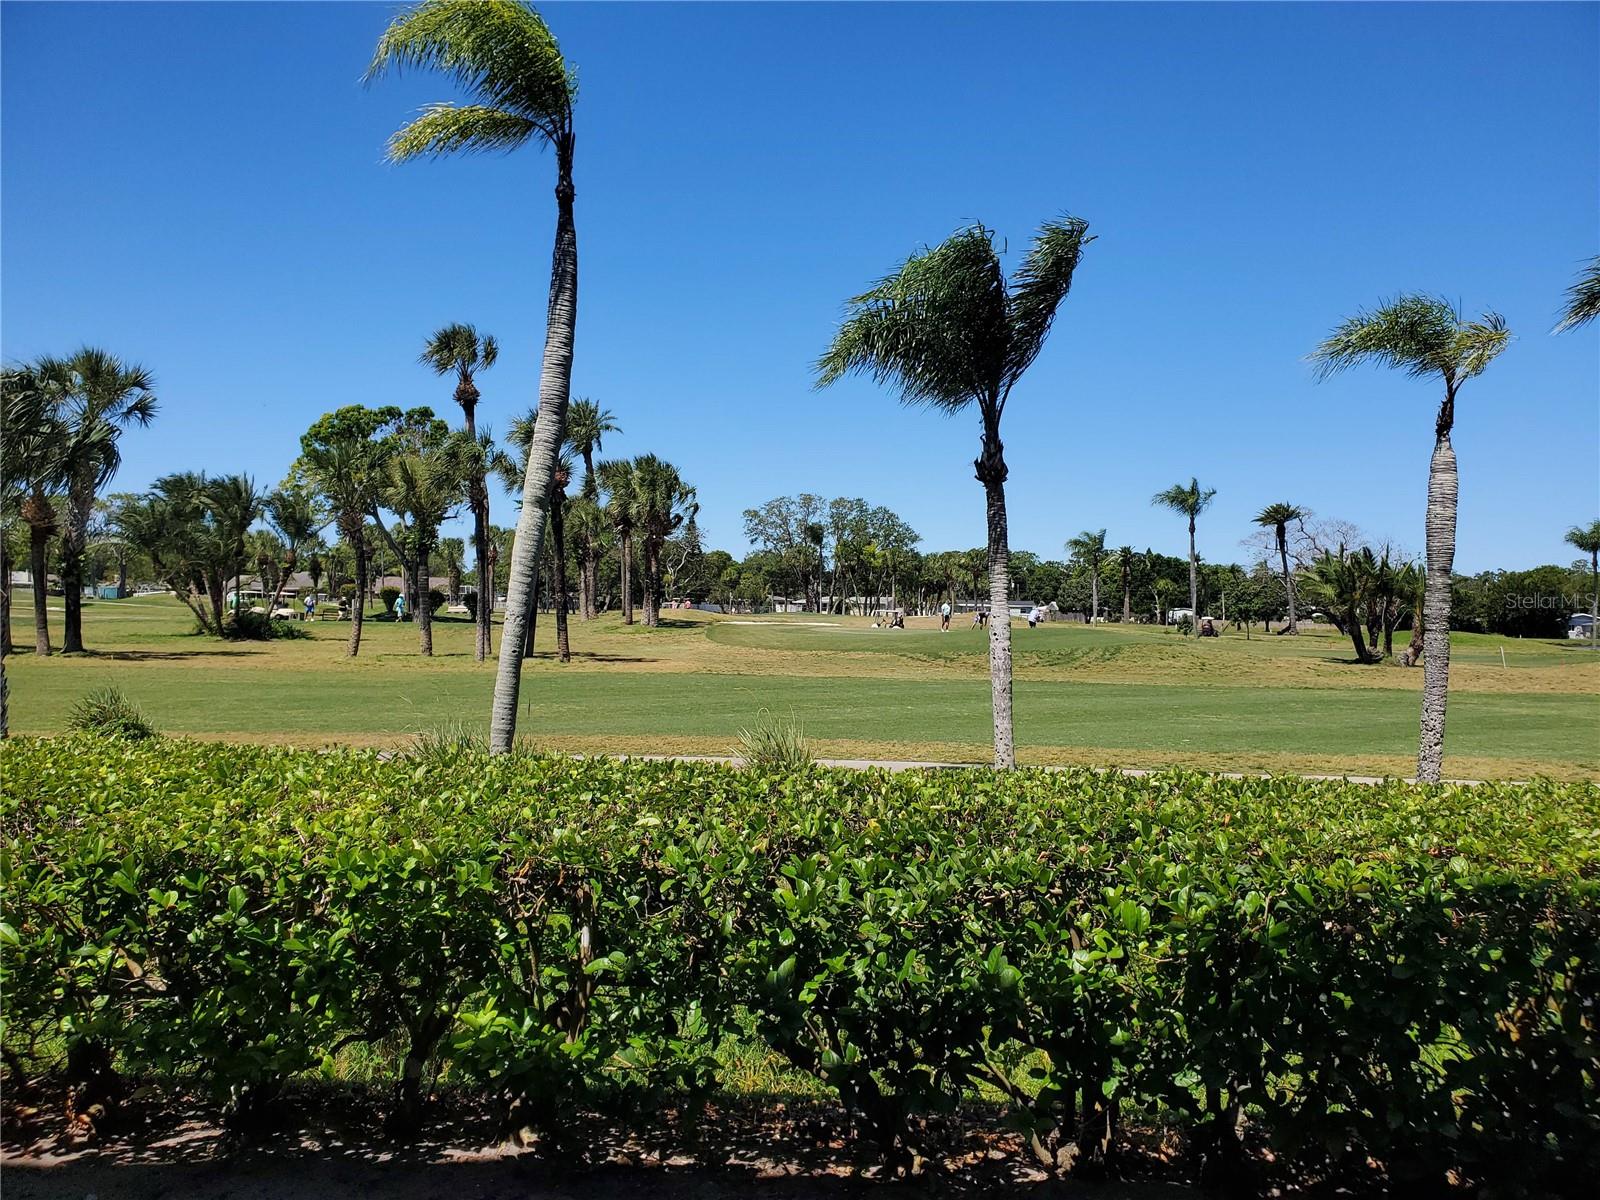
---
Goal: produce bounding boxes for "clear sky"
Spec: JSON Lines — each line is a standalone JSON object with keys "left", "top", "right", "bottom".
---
{"left": 3, "top": 1, "right": 1596, "bottom": 572}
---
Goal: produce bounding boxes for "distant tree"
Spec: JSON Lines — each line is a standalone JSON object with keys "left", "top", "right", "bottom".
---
{"left": 1152, "top": 478, "right": 1216, "bottom": 635}
{"left": 264, "top": 485, "right": 323, "bottom": 610}
{"left": 1555, "top": 255, "right": 1600, "bottom": 332}
{"left": 1253, "top": 503, "right": 1306, "bottom": 633}
{"left": 597, "top": 459, "right": 638, "bottom": 625}
{"left": 628, "top": 455, "right": 697, "bottom": 627}
{"left": 1564, "top": 519, "right": 1600, "bottom": 647}
{"left": 501, "top": 409, "right": 574, "bottom": 661}
{"left": 1065, "top": 529, "right": 1108, "bottom": 622}
{"left": 565, "top": 495, "right": 608, "bottom": 620}
{"left": 1, "top": 365, "right": 69, "bottom": 656}
{"left": 438, "top": 536, "right": 466, "bottom": 602}
{"left": 1311, "top": 294, "right": 1510, "bottom": 781}
{"left": 564, "top": 398, "right": 620, "bottom": 497}
{"left": 817, "top": 216, "right": 1092, "bottom": 768}
{"left": 421, "top": 322, "right": 498, "bottom": 660}
{"left": 1112, "top": 545, "right": 1136, "bottom": 623}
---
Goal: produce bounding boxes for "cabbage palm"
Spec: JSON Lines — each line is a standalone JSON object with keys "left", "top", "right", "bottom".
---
{"left": 1152, "top": 478, "right": 1216, "bottom": 635}
{"left": 501, "top": 410, "right": 573, "bottom": 662}
{"left": 817, "top": 216, "right": 1093, "bottom": 768}
{"left": 1065, "top": 529, "right": 1107, "bottom": 622}
{"left": 1, "top": 365, "right": 68, "bottom": 656}
{"left": 1113, "top": 545, "right": 1136, "bottom": 623}
{"left": 564, "top": 398, "right": 620, "bottom": 497}
{"left": 629, "top": 455, "right": 697, "bottom": 627}
{"left": 1555, "top": 256, "right": 1600, "bottom": 332}
{"left": 597, "top": 458, "right": 638, "bottom": 626}
{"left": 1311, "top": 294, "right": 1510, "bottom": 781}
{"left": 565, "top": 495, "right": 608, "bottom": 620}
{"left": 1566, "top": 519, "right": 1600, "bottom": 648}
{"left": 36, "top": 349, "right": 158, "bottom": 653}
{"left": 370, "top": 0, "right": 578, "bottom": 751}
{"left": 1253, "top": 502, "right": 1305, "bottom": 633}
{"left": 421, "top": 322, "right": 497, "bottom": 660}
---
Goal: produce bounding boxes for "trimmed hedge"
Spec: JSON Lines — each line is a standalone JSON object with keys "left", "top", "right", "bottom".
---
{"left": 2, "top": 738, "right": 1596, "bottom": 1190}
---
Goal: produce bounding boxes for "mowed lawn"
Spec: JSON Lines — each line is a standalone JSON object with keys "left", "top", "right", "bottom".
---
{"left": 6, "top": 592, "right": 1598, "bottom": 779}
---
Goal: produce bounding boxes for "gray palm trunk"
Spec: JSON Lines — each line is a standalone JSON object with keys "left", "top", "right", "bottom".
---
{"left": 61, "top": 486, "right": 92, "bottom": 653}
{"left": 551, "top": 500, "right": 570, "bottom": 662}
{"left": 0, "top": 541, "right": 10, "bottom": 654}
{"left": 619, "top": 530, "right": 634, "bottom": 624}
{"left": 29, "top": 520, "right": 52, "bottom": 656}
{"left": 979, "top": 426, "right": 1015, "bottom": 770}
{"left": 1121, "top": 570, "right": 1131, "bottom": 623}
{"left": 489, "top": 146, "right": 577, "bottom": 755}
{"left": 1089, "top": 566, "right": 1099, "bottom": 623}
{"left": 1589, "top": 548, "right": 1598, "bottom": 649}
{"left": 460, "top": 401, "right": 490, "bottom": 661}
{"left": 347, "top": 526, "right": 367, "bottom": 658}
{"left": 1417, "top": 401, "right": 1458, "bottom": 783}
{"left": 1186, "top": 516, "right": 1198, "bottom": 632}
{"left": 416, "top": 544, "right": 433, "bottom": 656}
{"left": 1278, "top": 526, "right": 1298, "bottom": 632}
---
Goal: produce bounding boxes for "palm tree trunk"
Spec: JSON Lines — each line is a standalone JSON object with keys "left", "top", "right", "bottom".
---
{"left": 28, "top": 522, "right": 51, "bottom": 656}
{"left": 978, "top": 428, "right": 1015, "bottom": 770}
{"left": 60, "top": 530, "right": 85, "bottom": 653}
{"left": 489, "top": 141, "right": 578, "bottom": 755}
{"left": 1121, "top": 569, "right": 1131, "bottom": 624}
{"left": 1089, "top": 568, "right": 1099, "bottom": 624}
{"left": 1590, "top": 549, "right": 1598, "bottom": 650}
{"left": 472, "top": 485, "right": 490, "bottom": 662}
{"left": 551, "top": 499, "right": 570, "bottom": 663}
{"left": 1187, "top": 516, "right": 1198, "bottom": 636}
{"left": 581, "top": 543, "right": 598, "bottom": 620}
{"left": 268, "top": 549, "right": 297, "bottom": 612}
{"left": 348, "top": 531, "right": 367, "bottom": 658}
{"left": 416, "top": 545, "right": 433, "bottom": 656}
{"left": 620, "top": 530, "right": 634, "bottom": 625}
{"left": 1278, "top": 529, "right": 1298, "bottom": 633}
{"left": 1417, "top": 423, "right": 1457, "bottom": 782}
{"left": 0, "top": 537, "right": 10, "bottom": 655}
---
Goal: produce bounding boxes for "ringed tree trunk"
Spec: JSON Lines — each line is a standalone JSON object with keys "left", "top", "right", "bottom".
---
{"left": 1186, "top": 516, "right": 1198, "bottom": 635}
{"left": 416, "top": 544, "right": 433, "bottom": 656}
{"left": 977, "top": 421, "right": 1016, "bottom": 770}
{"left": 619, "top": 529, "right": 634, "bottom": 625}
{"left": 581, "top": 540, "right": 598, "bottom": 620}
{"left": 641, "top": 536, "right": 662, "bottom": 627}
{"left": 1416, "top": 396, "right": 1458, "bottom": 783}
{"left": 551, "top": 501, "right": 570, "bottom": 663}
{"left": 489, "top": 139, "right": 578, "bottom": 756}
{"left": 1278, "top": 528, "right": 1298, "bottom": 633}
{"left": 348, "top": 524, "right": 367, "bottom": 658}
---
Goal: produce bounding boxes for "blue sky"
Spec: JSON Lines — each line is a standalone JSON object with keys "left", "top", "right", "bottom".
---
{"left": 3, "top": 1, "right": 1596, "bottom": 572}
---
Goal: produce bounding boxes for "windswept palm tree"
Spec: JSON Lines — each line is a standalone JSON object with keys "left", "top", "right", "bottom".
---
{"left": 597, "top": 458, "right": 638, "bottom": 625}
{"left": 1565, "top": 519, "right": 1600, "bottom": 648}
{"left": 1253, "top": 503, "right": 1305, "bottom": 633}
{"left": 370, "top": 0, "right": 579, "bottom": 754}
{"left": 1555, "top": 255, "right": 1600, "bottom": 332}
{"left": 1311, "top": 294, "right": 1511, "bottom": 782}
{"left": 1152, "top": 478, "right": 1216, "bottom": 636}
{"left": 1065, "top": 529, "right": 1107, "bottom": 622}
{"left": 817, "top": 216, "right": 1093, "bottom": 769}
{"left": 421, "top": 322, "right": 498, "bottom": 661}
{"left": 36, "top": 349, "right": 158, "bottom": 653}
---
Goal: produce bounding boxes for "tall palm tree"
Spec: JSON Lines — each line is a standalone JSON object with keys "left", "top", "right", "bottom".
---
{"left": 421, "top": 323, "right": 498, "bottom": 660}
{"left": 1555, "top": 255, "right": 1600, "bottom": 332}
{"left": 813, "top": 215, "right": 1092, "bottom": 768}
{"left": 565, "top": 495, "right": 608, "bottom": 620}
{"left": 1152, "top": 477, "right": 1216, "bottom": 636}
{"left": 629, "top": 455, "right": 697, "bottom": 627}
{"left": 370, "top": 0, "right": 579, "bottom": 754}
{"left": 1253, "top": 503, "right": 1305, "bottom": 633}
{"left": 1565, "top": 519, "right": 1600, "bottom": 648}
{"left": 36, "top": 349, "right": 158, "bottom": 653}
{"left": 563, "top": 398, "right": 619, "bottom": 617}
{"left": 1, "top": 365, "right": 69, "bottom": 656}
{"left": 597, "top": 458, "right": 638, "bottom": 625}
{"left": 264, "top": 486, "right": 323, "bottom": 610}
{"left": 1065, "top": 529, "right": 1107, "bottom": 622}
{"left": 1311, "top": 294, "right": 1511, "bottom": 782}
{"left": 1113, "top": 545, "right": 1136, "bottom": 623}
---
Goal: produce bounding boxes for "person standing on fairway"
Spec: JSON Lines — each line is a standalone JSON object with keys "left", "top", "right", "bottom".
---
{"left": 940, "top": 600, "right": 952, "bottom": 631}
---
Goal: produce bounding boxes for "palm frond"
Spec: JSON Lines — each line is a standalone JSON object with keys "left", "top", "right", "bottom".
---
{"left": 1004, "top": 215, "right": 1092, "bottom": 389}
{"left": 1555, "top": 255, "right": 1600, "bottom": 333}
{"left": 1309, "top": 294, "right": 1466, "bottom": 381}
{"left": 387, "top": 103, "right": 537, "bottom": 161}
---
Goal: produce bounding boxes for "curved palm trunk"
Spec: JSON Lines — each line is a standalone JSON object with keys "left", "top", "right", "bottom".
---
{"left": 489, "top": 141, "right": 577, "bottom": 755}
{"left": 268, "top": 549, "right": 298, "bottom": 612}
{"left": 978, "top": 426, "right": 1015, "bottom": 770}
{"left": 551, "top": 499, "right": 570, "bottom": 662}
{"left": 1186, "top": 516, "right": 1198, "bottom": 635}
{"left": 1417, "top": 418, "right": 1458, "bottom": 783}
{"left": 348, "top": 530, "right": 367, "bottom": 658}
{"left": 28, "top": 520, "right": 51, "bottom": 656}
{"left": 416, "top": 545, "right": 433, "bottom": 656}
{"left": 1278, "top": 528, "right": 1298, "bottom": 633}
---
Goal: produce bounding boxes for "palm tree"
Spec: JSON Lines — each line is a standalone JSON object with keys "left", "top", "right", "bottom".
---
{"left": 264, "top": 486, "right": 323, "bottom": 610}
{"left": 1311, "top": 294, "right": 1511, "bottom": 782}
{"left": 421, "top": 323, "right": 498, "bottom": 661}
{"left": 500, "top": 410, "right": 573, "bottom": 662}
{"left": 1113, "top": 545, "right": 1136, "bottom": 623}
{"left": 563, "top": 398, "right": 619, "bottom": 617}
{"left": 1152, "top": 478, "right": 1216, "bottom": 636}
{"left": 816, "top": 216, "right": 1092, "bottom": 768}
{"left": 438, "top": 536, "right": 466, "bottom": 602}
{"left": 1065, "top": 529, "right": 1107, "bottom": 622}
{"left": 1, "top": 365, "right": 68, "bottom": 656}
{"left": 629, "top": 455, "right": 697, "bottom": 627}
{"left": 565, "top": 495, "right": 608, "bottom": 620}
{"left": 597, "top": 458, "right": 638, "bottom": 626}
{"left": 1566, "top": 519, "right": 1600, "bottom": 648}
{"left": 205, "top": 473, "right": 264, "bottom": 625}
{"left": 1555, "top": 256, "right": 1600, "bottom": 332}
{"left": 36, "top": 349, "right": 158, "bottom": 653}
{"left": 370, "top": 0, "right": 579, "bottom": 754}
{"left": 1253, "top": 503, "right": 1305, "bottom": 633}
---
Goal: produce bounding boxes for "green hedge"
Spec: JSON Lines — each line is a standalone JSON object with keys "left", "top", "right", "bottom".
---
{"left": 3, "top": 737, "right": 1596, "bottom": 1190}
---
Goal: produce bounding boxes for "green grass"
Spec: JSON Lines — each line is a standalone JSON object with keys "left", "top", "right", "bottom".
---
{"left": 5, "top": 591, "right": 1597, "bottom": 778}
